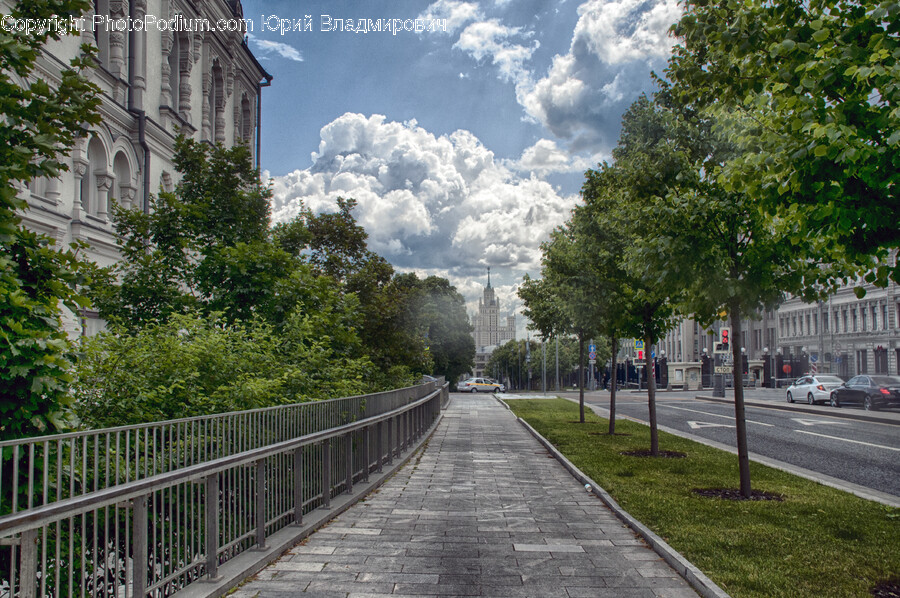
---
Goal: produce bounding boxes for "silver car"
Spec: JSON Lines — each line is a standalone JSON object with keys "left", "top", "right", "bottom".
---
{"left": 456, "top": 377, "right": 505, "bottom": 393}
{"left": 786, "top": 375, "right": 845, "bottom": 405}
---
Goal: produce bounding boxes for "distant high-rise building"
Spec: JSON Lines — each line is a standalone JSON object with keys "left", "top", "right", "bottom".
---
{"left": 471, "top": 268, "right": 516, "bottom": 349}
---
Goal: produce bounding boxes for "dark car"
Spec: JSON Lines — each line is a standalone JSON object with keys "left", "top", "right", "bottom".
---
{"left": 829, "top": 375, "right": 900, "bottom": 411}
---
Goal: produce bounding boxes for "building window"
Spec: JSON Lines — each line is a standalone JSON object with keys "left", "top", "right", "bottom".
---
{"left": 799, "top": 316, "right": 804, "bottom": 336}
{"left": 874, "top": 347, "right": 888, "bottom": 374}
{"left": 872, "top": 306, "right": 878, "bottom": 331}
{"left": 861, "top": 307, "right": 867, "bottom": 332}
{"left": 813, "top": 313, "right": 818, "bottom": 335}
{"left": 852, "top": 309, "right": 858, "bottom": 332}
{"left": 842, "top": 310, "right": 848, "bottom": 333}
{"left": 884, "top": 304, "right": 889, "bottom": 330}
{"left": 823, "top": 313, "right": 828, "bottom": 333}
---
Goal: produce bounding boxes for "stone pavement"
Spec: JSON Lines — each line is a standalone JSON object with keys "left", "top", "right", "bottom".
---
{"left": 231, "top": 394, "right": 699, "bottom": 597}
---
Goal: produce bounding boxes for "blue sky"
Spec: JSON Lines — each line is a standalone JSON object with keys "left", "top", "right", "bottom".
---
{"left": 241, "top": 0, "right": 681, "bottom": 334}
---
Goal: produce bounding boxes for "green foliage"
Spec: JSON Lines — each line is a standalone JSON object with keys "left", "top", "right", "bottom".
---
{"left": 486, "top": 337, "right": 591, "bottom": 388}
{"left": 396, "top": 274, "right": 474, "bottom": 386}
{"left": 668, "top": 0, "right": 900, "bottom": 285}
{"left": 90, "top": 137, "right": 275, "bottom": 328}
{"left": 73, "top": 309, "right": 375, "bottom": 427}
{"left": 1, "top": 0, "right": 101, "bottom": 440}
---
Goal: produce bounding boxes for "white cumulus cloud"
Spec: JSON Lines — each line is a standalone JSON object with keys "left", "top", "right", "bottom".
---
{"left": 513, "top": 138, "right": 592, "bottom": 175}
{"left": 249, "top": 36, "right": 304, "bottom": 62}
{"left": 454, "top": 19, "right": 538, "bottom": 83}
{"left": 517, "top": 0, "right": 681, "bottom": 150}
{"left": 417, "top": 0, "right": 483, "bottom": 35}
{"left": 269, "top": 113, "right": 579, "bottom": 307}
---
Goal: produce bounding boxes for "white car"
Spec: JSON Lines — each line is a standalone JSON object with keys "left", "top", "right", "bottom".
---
{"left": 786, "top": 375, "right": 845, "bottom": 405}
{"left": 456, "top": 378, "right": 505, "bottom": 393}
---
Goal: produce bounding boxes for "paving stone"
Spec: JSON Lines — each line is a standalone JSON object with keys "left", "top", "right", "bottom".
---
{"left": 235, "top": 395, "right": 699, "bottom": 597}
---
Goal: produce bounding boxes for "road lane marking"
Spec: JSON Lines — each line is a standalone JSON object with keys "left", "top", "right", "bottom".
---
{"left": 660, "top": 404, "right": 774, "bottom": 427}
{"left": 793, "top": 430, "right": 900, "bottom": 452}
{"left": 792, "top": 418, "right": 851, "bottom": 427}
{"left": 688, "top": 421, "right": 734, "bottom": 429}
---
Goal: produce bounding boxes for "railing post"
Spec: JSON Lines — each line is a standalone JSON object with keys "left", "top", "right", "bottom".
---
{"left": 377, "top": 422, "right": 384, "bottom": 472}
{"left": 386, "top": 419, "right": 393, "bottom": 465}
{"left": 19, "top": 529, "right": 37, "bottom": 598}
{"left": 205, "top": 474, "right": 220, "bottom": 579}
{"left": 132, "top": 495, "right": 148, "bottom": 597}
{"left": 256, "top": 459, "right": 266, "bottom": 549}
{"left": 345, "top": 433, "right": 353, "bottom": 495}
{"left": 363, "top": 426, "right": 370, "bottom": 481}
{"left": 322, "top": 440, "right": 331, "bottom": 509}
{"left": 293, "top": 447, "right": 303, "bottom": 525}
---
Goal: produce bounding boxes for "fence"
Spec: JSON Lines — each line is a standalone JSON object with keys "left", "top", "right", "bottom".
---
{"left": 0, "top": 378, "right": 447, "bottom": 597}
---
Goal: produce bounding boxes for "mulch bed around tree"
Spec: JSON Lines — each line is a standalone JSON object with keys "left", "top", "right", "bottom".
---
{"left": 692, "top": 488, "right": 784, "bottom": 501}
{"left": 872, "top": 579, "right": 900, "bottom": 598}
{"left": 620, "top": 449, "right": 686, "bottom": 458}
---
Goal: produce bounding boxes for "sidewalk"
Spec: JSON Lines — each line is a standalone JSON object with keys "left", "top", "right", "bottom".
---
{"left": 231, "top": 394, "right": 700, "bottom": 598}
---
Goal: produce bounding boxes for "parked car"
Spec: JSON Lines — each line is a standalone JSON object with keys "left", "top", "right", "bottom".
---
{"left": 786, "top": 375, "right": 845, "bottom": 405}
{"left": 829, "top": 375, "right": 900, "bottom": 411}
{"left": 456, "top": 377, "right": 505, "bottom": 393}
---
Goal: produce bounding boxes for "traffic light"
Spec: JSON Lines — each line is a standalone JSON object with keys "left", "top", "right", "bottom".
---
{"left": 720, "top": 327, "right": 730, "bottom": 347}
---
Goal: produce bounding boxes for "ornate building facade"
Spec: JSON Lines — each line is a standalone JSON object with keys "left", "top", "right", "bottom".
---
{"left": 469, "top": 269, "right": 516, "bottom": 377}
{"left": 656, "top": 259, "right": 900, "bottom": 385}
{"left": 471, "top": 269, "right": 516, "bottom": 348}
{"left": 10, "top": 0, "right": 270, "bottom": 334}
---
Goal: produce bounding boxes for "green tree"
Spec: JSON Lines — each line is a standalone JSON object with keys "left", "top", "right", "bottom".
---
{"left": 627, "top": 90, "right": 811, "bottom": 496}
{"left": 1, "top": 0, "right": 101, "bottom": 440}
{"left": 668, "top": 0, "right": 900, "bottom": 285}
{"left": 404, "top": 274, "right": 474, "bottom": 386}
{"left": 581, "top": 97, "right": 680, "bottom": 454}
{"left": 275, "top": 200, "right": 432, "bottom": 386}
{"left": 91, "top": 136, "right": 275, "bottom": 328}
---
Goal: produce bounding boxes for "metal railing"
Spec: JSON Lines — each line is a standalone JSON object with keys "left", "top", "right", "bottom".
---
{"left": 0, "top": 378, "right": 447, "bottom": 597}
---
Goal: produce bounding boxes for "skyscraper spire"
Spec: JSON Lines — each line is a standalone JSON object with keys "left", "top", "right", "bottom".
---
{"left": 487, "top": 266, "right": 491, "bottom": 289}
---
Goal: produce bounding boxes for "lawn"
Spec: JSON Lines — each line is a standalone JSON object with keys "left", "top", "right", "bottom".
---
{"left": 506, "top": 398, "right": 900, "bottom": 598}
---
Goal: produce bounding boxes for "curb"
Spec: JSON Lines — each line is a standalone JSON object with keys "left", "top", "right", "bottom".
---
{"left": 498, "top": 397, "right": 731, "bottom": 598}
{"left": 694, "top": 395, "right": 900, "bottom": 426}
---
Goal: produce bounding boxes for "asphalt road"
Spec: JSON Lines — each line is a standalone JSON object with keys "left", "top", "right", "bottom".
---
{"left": 577, "top": 392, "right": 900, "bottom": 498}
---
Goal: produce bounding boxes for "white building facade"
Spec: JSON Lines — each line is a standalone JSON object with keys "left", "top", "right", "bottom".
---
{"left": 11, "top": 0, "right": 270, "bottom": 334}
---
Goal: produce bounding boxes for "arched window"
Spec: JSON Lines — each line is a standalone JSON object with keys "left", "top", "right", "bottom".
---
{"left": 83, "top": 136, "right": 108, "bottom": 217}
{"left": 113, "top": 151, "right": 132, "bottom": 210}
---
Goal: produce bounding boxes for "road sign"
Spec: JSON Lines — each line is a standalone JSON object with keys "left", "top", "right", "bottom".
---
{"left": 588, "top": 351, "right": 596, "bottom": 360}
{"left": 589, "top": 359, "right": 596, "bottom": 365}
{"left": 809, "top": 354, "right": 818, "bottom": 363}
{"left": 714, "top": 365, "right": 732, "bottom": 374}
{"left": 634, "top": 340, "right": 644, "bottom": 350}
{"left": 810, "top": 364, "right": 817, "bottom": 374}
{"left": 713, "top": 342, "right": 730, "bottom": 355}
{"left": 588, "top": 343, "right": 597, "bottom": 353}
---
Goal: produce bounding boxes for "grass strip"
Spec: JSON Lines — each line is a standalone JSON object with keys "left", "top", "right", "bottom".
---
{"left": 506, "top": 398, "right": 900, "bottom": 598}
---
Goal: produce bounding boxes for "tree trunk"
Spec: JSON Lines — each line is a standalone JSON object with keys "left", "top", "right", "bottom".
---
{"left": 646, "top": 332, "right": 658, "bottom": 456}
{"left": 578, "top": 333, "right": 585, "bottom": 423}
{"left": 731, "top": 304, "right": 752, "bottom": 497}
{"left": 609, "top": 334, "right": 618, "bottom": 435}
